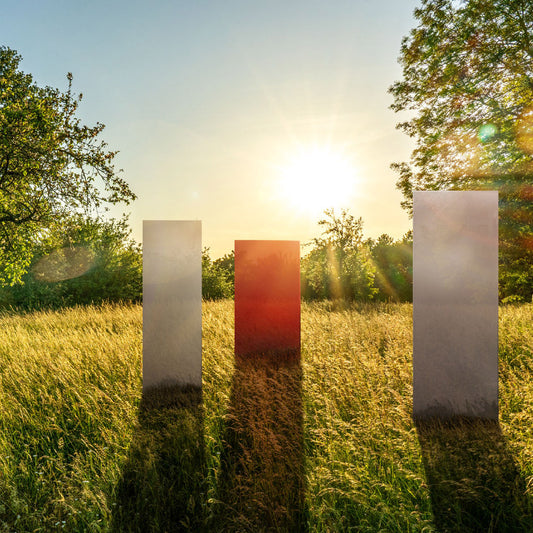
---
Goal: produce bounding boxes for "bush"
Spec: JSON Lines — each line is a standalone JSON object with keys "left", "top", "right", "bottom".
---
{"left": 202, "top": 248, "right": 234, "bottom": 300}
{"left": 367, "top": 232, "right": 413, "bottom": 302}
{"left": 0, "top": 215, "right": 142, "bottom": 309}
{"left": 301, "top": 209, "right": 378, "bottom": 301}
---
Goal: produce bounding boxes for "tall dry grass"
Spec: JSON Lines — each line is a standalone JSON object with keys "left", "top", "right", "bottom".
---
{"left": 0, "top": 301, "right": 532, "bottom": 531}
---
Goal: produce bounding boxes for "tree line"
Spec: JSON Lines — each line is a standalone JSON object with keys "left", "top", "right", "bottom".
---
{"left": 202, "top": 208, "right": 413, "bottom": 304}
{"left": 3, "top": 0, "right": 533, "bottom": 311}
{"left": 0, "top": 208, "right": 413, "bottom": 309}
{"left": 0, "top": 45, "right": 412, "bottom": 309}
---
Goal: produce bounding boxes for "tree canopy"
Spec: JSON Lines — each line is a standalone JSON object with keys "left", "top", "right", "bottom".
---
{"left": 0, "top": 214, "right": 142, "bottom": 309}
{"left": 301, "top": 209, "right": 378, "bottom": 302}
{"left": 367, "top": 232, "right": 413, "bottom": 302}
{"left": 390, "top": 0, "right": 533, "bottom": 301}
{"left": 0, "top": 47, "right": 136, "bottom": 285}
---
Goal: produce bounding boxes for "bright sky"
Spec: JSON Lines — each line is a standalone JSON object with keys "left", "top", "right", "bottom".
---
{"left": 1, "top": 0, "right": 419, "bottom": 258}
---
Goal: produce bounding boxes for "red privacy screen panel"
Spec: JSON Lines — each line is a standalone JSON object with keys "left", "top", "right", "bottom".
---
{"left": 235, "top": 240, "right": 300, "bottom": 357}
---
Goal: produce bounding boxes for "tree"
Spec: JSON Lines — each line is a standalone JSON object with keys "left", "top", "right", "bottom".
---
{"left": 0, "top": 47, "right": 136, "bottom": 285}
{"left": 213, "top": 250, "right": 235, "bottom": 282}
{"left": 367, "top": 232, "right": 413, "bottom": 302}
{"left": 301, "top": 209, "right": 377, "bottom": 301}
{"left": 202, "top": 248, "right": 234, "bottom": 300}
{"left": 390, "top": 0, "right": 533, "bottom": 301}
{"left": 0, "top": 214, "right": 142, "bottom": 309}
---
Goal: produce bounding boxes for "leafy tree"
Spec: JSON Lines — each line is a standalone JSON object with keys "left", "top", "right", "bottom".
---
{"left": 301, "top": 209, "right": 377, "bottom": 301}
{"left": 0, "top": 215, "right": 142, "bottom": 309}
{"left": 367, "top": 232, "right": 413, "bottom": 302}
{"left": 202, "top": 248, "right": 234, "bottom": 300}
{"left": 213, "top": 250, "right": 235, "bottom": 282}
{"left": 390, "top": 0, "right": 533, "bottom": 302}
{"left": 0, "top": 47, "right": 136, "bottom": 285}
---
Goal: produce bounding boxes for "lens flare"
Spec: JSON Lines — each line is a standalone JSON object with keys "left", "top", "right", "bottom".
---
{"left": 519, "top": 184, "right": 533, "bottom": 201}
{"left": 32, "top": 246, "right": 96, "bottom": 282}
{"left": 516, "top": 108, "right": 533, "bottom": 154}
{"left": 521, "top": 236, "right": 533, "bottom": 251}
{"left": 326, "top": 245, "right": 343, "bottom": 300}
{"left": 478, "top": 124, "right": 497, "bottom": 143}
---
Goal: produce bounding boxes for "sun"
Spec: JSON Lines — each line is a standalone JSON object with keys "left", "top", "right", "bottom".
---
{"left": 276, "top": 145, "right": 358, "bottom": 215}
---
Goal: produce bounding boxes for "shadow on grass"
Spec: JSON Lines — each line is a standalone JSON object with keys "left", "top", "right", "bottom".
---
{"left": 417, "top": 417, "right": 533, "bottom": 532}
{"left": 111, "top": 384, "right": 207, "bottom": 532}
{"left": 214, "top": 349, "right": 308, "bottom": 532}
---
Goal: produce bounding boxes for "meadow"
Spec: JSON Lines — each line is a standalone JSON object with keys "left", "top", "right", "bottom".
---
{"left": 0, "top": 301, "right": 533, "bottom": 532}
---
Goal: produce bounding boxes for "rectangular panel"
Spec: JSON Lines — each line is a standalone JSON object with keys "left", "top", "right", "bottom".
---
{"left": 235, "top": 240, "right": 300, "bottom": 357}
{"left": 143, "top": 220, "right": 202, "bottom": 391}
{"left": 413, "top": 191, "right": 498, "bottom": 420}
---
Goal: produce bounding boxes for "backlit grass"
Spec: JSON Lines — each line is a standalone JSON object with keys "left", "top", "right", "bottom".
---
{"left": 0, "top": 301, "right": 532, "bottom": 531}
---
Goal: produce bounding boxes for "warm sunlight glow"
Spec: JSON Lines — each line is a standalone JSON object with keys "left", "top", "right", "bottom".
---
{"left": 277, "top": 146, "right": 358, "bottom": 215}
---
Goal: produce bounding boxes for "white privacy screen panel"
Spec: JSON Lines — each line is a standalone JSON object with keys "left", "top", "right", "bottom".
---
{"left": 142, "top": 220, "right": 202, "bottom": 391}
{"left": 413, "top": 191, "right": 498, "bottom": 420}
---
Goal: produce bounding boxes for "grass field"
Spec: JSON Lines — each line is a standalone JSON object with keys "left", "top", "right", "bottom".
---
{"left": 0, "top": 301, "right": 533, "bottom": 532}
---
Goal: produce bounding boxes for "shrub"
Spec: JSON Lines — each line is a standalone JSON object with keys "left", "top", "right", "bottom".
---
{"left": 202, "top": 248, "right": 234, "bottom": 300}
{"left": 0, "top": 215, "right": 142, "bottom": 309}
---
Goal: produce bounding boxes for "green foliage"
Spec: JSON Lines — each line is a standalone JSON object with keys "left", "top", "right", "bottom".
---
{"left": 202, "top": 248, "right": 234, "bottom": 300}
{"left": 0, "top": 215, "right": 142, "bottom": 309}
{"left": 301, "top": 209, "right": 378, "bottom": 301}
{"left": 213, "top": 250, "right": 235, "bottom": 281}
{"left": 0, "top": 47, "right": 136, "bottom": 286}
{"left": 390, "top": 0, "right": 533, "bottom": 302}
{"left": 367, "top": 231, "right": 413, "bottom": 302}
{"left": 200, "top": 211, "right": 412, "bottom": 304}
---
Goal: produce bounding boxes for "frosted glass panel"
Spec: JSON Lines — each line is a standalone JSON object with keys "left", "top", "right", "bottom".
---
{"left": 413, "top": 191, "right": 498, "bottom": 420}
{"left": 143, "top": 221, "right": 202, "bottom": 391}
{"left": 235, "top": 240, "right": 300, "bottom": 357}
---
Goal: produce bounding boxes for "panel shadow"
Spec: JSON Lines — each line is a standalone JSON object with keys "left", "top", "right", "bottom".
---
{"left": 213, "top": 350, "right": 308, "bottom": 532}
{"left": 416, "top": 417, "right": 533, "bottom": 532}
{"left": 111, "top": 385, "right": 207, "bottom": 532}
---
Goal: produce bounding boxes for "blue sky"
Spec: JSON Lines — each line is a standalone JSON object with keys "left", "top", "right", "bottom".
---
{"left": 1, "top": 0, "right": 420, "bottom": 257}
